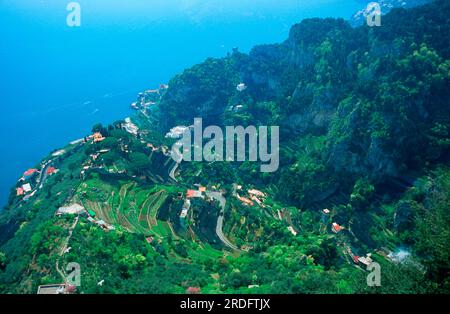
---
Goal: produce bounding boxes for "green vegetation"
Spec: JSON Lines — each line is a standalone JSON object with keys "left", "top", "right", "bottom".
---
{"left": 1, "top": 0, "right": 449, "bottom": 294}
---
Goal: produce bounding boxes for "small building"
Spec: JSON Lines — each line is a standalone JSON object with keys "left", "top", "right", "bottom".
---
{"left": 236, "top": 83, "right": 247, "bottom": 92}
{"left": 57, "top": 203, "right": 85, "bottom": 215}
{"left": 46, "top": 167, "right": 58, "bottom": 175}
{"left": 358, "top": 254, "right": 373, "bottom": 267}
{"left": 248, "top": 189, "right": 266, "bottom": 198}
{"left": 322, "top": 208, "right": 330, "bottom": 215}
{"left": 198, "top": 186, "right": 207, "bottom": 193}
{"left": 22, "top": 183, "right": 32, "bottom": 193}
{"left": 52, "top": 149, "right": 66, "bottom": 157}
{"left": 237, "top": 195, "right": 254, "bottom": 206}
{"left": 16, "top": 187, "right": 24, "bottom": 196}
{"left": 37, "top": 284, "right": 68, "bottom": 294}
{"left": 93, "top": 132, "right": 105, "bottom": 143}
{"left": 331, "top": 222, "right": 342, "bottom": 233}
{"left": 23, "top": 169, "right": 38, "bottom": 179}
{"left": 123, "top": 117, "right": 139, "bottom": 135}
{"left": 70, "top": 138, "right": 85, "bottom": 145}
{"left": 186, "top": 189, "right": 203, "bottom": 198}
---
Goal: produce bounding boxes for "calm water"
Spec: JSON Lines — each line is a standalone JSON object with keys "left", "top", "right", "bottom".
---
{"left": 0, "top": 0, "right": 361, "bottom": 206}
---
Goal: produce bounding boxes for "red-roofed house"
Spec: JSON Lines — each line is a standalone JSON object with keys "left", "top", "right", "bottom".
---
{"left": 46, "top": 167, "right": 58, "bottom": 175}
{"left": 186, "top": 190, "right": 202, "bottom": 198}
{"left": 237, "top": 195, "right": 254, "bottom": 206}
{"left": 352, "top": 255, "right": 360, "bottom": 264}
{"left": 331, "top": 222, "right": 342, "bottom": 233}
{"left": 16, "top": 187, "right": 24, "bottom": 196}
{"left": 23, "top": 169, "right": 38, "bottom": 179}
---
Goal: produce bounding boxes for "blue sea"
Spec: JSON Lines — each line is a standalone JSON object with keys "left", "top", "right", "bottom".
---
{"left": 0, "top": 0, "right": 361, "bottom": 207}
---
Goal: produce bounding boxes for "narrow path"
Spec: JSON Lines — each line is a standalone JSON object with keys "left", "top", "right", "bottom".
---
{"left": 206, "top": 191, "right": 240, "bottom": 251}
{"left": 55, "top": 216, "right": 79, "bottom": 283}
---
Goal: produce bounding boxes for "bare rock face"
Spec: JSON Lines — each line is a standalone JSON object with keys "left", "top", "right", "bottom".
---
{"left": 366, "top": 137, "right": 398, "bottom": 178}
{"left": 283, "top": 83, "right": 341, "bottom": 136}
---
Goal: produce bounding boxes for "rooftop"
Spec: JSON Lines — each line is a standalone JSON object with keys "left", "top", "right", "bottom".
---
{"left": 24, "top": 169, "right": 38, "bottom": 177}
{"left": 331, "top": 222, "right": 342, "bottom": 233}
{"left": 37, "top": 284, "right": 67, "bottom": 294}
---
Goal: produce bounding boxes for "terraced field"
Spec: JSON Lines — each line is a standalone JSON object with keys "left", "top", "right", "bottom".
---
{"left": 78, "top": 176, "right": 175, "bottom": 238}
{"left": 75, "top": 175, "right": 225, "bottom": 261}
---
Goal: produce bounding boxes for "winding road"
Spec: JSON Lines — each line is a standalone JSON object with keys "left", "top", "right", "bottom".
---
{"left": 168, "top": 162, "right": 179, "bottom": 182}
{"left": 168, "top": 141, "right": 183, "bottom": 182}
{"left": 206, "top": 191, "right": 240, "bottom": 251}
{"left": 38, "top": 161, "right": 53, "bottom": 189}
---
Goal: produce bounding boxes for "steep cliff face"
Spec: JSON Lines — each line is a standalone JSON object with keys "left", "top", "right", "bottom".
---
{"left": 153, "top": 0, "right": 450, "bottom": 206}
{"left": 158, "top": 57, "right": 240, "bottom": 130}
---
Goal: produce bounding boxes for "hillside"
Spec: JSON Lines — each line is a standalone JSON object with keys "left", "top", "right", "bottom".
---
{"left": 0, "top": 0, "right": 449, "bottom": 294}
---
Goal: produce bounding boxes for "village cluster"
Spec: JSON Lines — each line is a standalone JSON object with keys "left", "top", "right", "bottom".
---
{"left": 16, "top": 164, "right": 59, "bottom": 201}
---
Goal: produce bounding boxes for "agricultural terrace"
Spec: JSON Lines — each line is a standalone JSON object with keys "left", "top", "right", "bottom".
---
{"left": 76, "top": 174, "right": 176, "bottom": 238}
